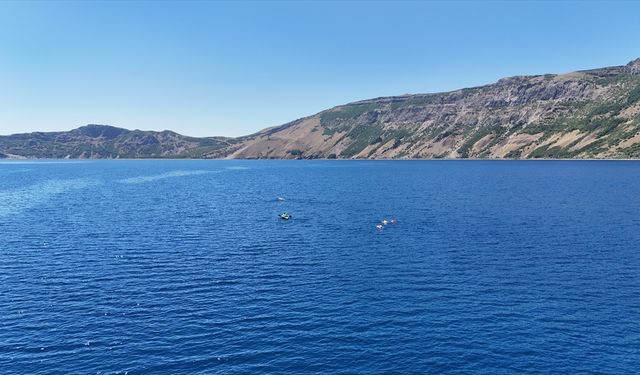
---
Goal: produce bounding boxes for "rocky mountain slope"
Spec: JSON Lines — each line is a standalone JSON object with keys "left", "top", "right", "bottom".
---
{"left": 0, "top": 124, "right": 232, "bottom": 159}
{"left": 210, "top": 58, "right": 640, "bottom": 159}
{"left": 2, "top": 58, "right": 640, "bottom": 159}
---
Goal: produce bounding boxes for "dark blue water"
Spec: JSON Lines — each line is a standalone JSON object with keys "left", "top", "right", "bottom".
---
{"left": 1, "top": 160, "right": 639, "bottom": 374}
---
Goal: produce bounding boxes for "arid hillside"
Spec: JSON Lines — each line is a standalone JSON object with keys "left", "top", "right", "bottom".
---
{"left": 2, "top": 58, "right": 640, "bottom": 159}
{"left": 209, "top": 58, "right": 640, "bottom": 159}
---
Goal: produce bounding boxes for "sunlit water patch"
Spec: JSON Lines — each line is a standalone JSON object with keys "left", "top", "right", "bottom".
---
{"left": 0, "top": 178, "right": 98, "bottom": 217}
{"left": 0, "top": 161, "right": 91, "bottom": 165}
{"left": 117, "top": 170, "right": 212, "bottom": 184}
{"left": 0, "top": 168, "right": 32, "bottom": 174}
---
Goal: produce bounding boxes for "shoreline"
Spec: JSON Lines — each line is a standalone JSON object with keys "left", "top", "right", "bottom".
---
{"left": 1, "top": 157, "right": 640, "bottom": 162}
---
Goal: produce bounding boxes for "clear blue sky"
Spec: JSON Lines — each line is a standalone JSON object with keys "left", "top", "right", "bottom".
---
{"left": 1, "top": 0, "right": 639, "bottom": 137}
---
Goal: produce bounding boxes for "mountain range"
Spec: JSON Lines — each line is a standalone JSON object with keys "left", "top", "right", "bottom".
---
{"left": 2, "top": 58, "right": 640, "bottom": 159}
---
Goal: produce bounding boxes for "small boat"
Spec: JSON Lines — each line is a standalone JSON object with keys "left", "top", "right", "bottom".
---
{"left": 375, "top": 224, "right": 384, "bottom": 230}
{"left": 279, "top": 212, "right": 292, "bottom": 220}
{"left": 276, "top": 197, "right": 285, "bottom": 201}
{"left": 382, "top": 219, "right": 389, "bottom": 225}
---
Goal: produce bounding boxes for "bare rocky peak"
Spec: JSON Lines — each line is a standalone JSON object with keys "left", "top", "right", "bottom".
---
{"left": 627, "top": 58, "right": 640, "bottom": 74}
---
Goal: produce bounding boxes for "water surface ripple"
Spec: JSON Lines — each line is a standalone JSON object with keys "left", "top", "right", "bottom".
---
{"left": 0, "top": 160, "right": 639, "bottom": 374}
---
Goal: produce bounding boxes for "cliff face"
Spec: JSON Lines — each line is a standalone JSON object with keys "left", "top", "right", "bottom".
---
{"left": 213, "top": 58, "right": 640, "bottom": 159}
{"left": 0, "top": 125, "right": 232, "bottom": 159}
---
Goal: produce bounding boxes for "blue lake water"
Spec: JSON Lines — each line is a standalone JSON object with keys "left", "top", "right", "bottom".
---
{"left": 1, "top": 160, "right": 639, "bottom": 374}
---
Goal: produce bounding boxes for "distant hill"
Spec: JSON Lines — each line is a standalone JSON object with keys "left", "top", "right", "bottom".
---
{"left": 2, "top": 58, "right": 640, "bottom": 159}
{"left": 0, "top": 125, "right": 233, "bottom": 159}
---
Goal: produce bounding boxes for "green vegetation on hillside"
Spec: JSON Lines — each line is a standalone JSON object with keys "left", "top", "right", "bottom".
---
{"left": 320, "top": 103, "right": 378, "bottom": 125}
{"left": 340, "top": 124, "right": 383, "bottom": 158}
